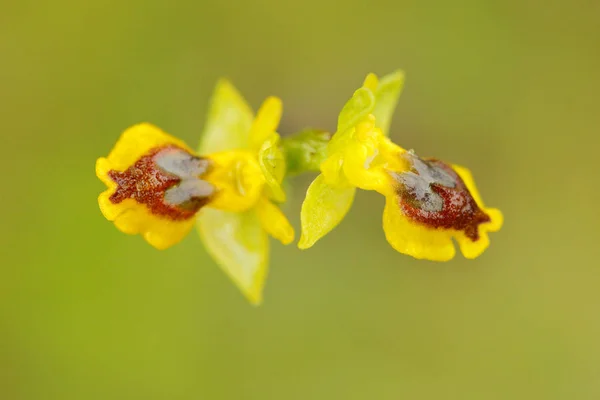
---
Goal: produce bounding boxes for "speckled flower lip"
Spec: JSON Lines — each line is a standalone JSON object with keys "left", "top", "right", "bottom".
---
{"left": 392, "top": 152, "right": 491, "bottom": 241}
{"left": 108, "top": 145, "right": 214, "bottom": 220}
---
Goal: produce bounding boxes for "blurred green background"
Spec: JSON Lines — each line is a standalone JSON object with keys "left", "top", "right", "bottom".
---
{"left": 2, "top": 0, "right": 599, "bottom": 398}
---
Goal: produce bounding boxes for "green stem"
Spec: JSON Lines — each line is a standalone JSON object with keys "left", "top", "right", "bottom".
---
{"left": 281, "top": 129, "right": 332, "bottom": 176}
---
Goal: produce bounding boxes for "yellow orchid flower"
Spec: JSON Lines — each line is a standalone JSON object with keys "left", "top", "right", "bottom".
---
{"left": 299, "top": 70, "right": 503, "bottom": 261}
{"left": 96, "top": 80, "right": 294, "bottom": 304}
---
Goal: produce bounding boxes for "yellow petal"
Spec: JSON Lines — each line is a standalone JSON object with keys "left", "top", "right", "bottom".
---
{"left": 483, "top": 207, "right": 504, "bottom": 233}
{"left": 98, "top": 193, "right": 195, "bottom": 250}
{"left": 371, "top": 70, "right": 405, "bottom": 136}
{"left": 96, "top": 157, "right": 117, "bottom": 192}
{"left": 342, "top": 124, "right": 404, "bottom": 192}
{"left": 257, "top": 133, "right": 286, "bottom": 202}
{"left": 104, "top": 123, "right": 192, "bottom": 172}
{"left": 197, "top": 208, "right": 269, "bottom": 305}
{"left": 256, "top": 198, "right": 294, "bottom": 245}
{"left": 199, "top": 79, "right": 254, "bottom": 154}
{"left": 455, "top": 207, "right": 503, "bottom": 259}
{"left": 249, "top": 96, "right": 282, "bottom": 150}
{"left": 97, "top": 187, "right": 125, "bottom": 221}
{"left": 342, "top": 140, "right": 390, "bottom": 191}
{"left": 336, "top": 87, "right": 375, "bottom": 137}
{"left": 382, "top": 195, "right": 456, "bottom": 261}
{"left": 362, "top": 72, "right": 379, "bottom": 92}
{"left": 455, "top": 230, "right": 491, "bottom": 259}
{"left": 298, "top": 174, "right": 356, "bottom": 249}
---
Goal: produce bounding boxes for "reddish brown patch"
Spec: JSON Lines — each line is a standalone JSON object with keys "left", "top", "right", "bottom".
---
{"left": 108, "top": 146, "right": 210, "bottom": 220}
{"left": 397, "top": 159, "right": 490, "bottom": 241}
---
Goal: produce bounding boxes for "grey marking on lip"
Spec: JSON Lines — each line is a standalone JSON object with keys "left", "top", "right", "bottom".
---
{"left": 164, "top": 179, "right": 215, "bottom": 206}
{"left": 155, "top": 149, "right": 211, "bottom": 179}
{"left": 155, "top": 148, "right": 215, "bottom": 207}
{"left": 391, "top": 151, "right": 457, "bottom": 213}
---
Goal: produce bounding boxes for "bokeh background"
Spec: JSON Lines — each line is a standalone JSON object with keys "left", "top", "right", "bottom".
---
{"left": 2, "top": 0, "right": 599, "bottom": 398}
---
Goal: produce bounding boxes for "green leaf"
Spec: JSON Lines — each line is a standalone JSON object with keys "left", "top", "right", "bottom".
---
{"left": 197, "top": 208, "right": 268, "bottom": 305}
{"left": 372, "top": 70, "right": 405, "bottom": 136}
{"left": 198, "top": 79, "right": 253, "bottom": 154}
{"left": 298, "top": 174, "right": 356, "bottom": 249}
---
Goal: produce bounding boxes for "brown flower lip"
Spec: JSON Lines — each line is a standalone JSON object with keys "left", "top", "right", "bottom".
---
{"left": 393, "top": 153, "right": 491, "bottom": 241}
{"left": 108, "top": 145, "right": 214, "bottom": 220}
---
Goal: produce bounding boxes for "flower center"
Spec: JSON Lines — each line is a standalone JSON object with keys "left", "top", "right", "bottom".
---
{"left": 392, "top": 152, "right": 491, "bottom": 241}
{"left": 108, "top": 145, "right": 214, "bottom": 220}
{"left": 201, "top": 151, "right": 266, "bottom": 212}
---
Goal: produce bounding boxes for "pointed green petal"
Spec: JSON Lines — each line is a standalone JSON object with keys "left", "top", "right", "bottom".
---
{"left": 336, "top": 87, "right": 375, "bottom": 135}
{"left": 371, "top": 70, "right": 405, "bottom": 136}
{"left": 199, "top": 79, "right": 254, "bottom": 154}
{"left": 197, "top": 208, "right": 268, "bottom": 305}
{"left": 298, "top": 174, "right": 356, "bottom": 249}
